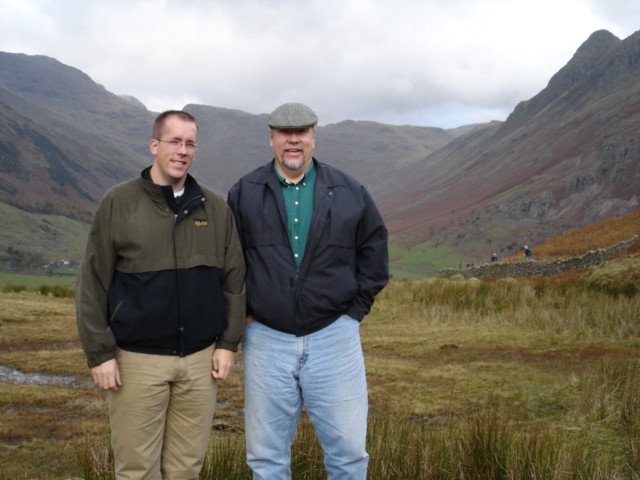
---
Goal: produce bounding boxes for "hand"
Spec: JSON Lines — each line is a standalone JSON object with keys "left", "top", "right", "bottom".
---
{"left": 212, "top": 349, "right": 235, "bottom": 380}
{"left": 245, "top": 314, "right": 254, "bottom": 324}
{"left": 91, "top": 358, "right": 122, "bottom": 391}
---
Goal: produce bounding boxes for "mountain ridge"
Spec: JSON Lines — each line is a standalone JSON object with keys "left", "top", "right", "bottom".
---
{"left": 375, "top": 28, "right": 640, "bottom": 267}
{"left": 0, "top": 28, "right": 638, "bottom": 276}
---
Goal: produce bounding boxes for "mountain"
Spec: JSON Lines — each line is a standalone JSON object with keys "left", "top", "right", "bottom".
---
{"left": 184, "top": 104, "right": 462, "bottom": 196}
{"left": 0, "top": 52, "right": 460, "bottom": 271}
{"left": 375, "top": 29, "right": 640, "bottom": 272}
{"left": 0, "top": 29, "right": 638, "bottom": 276}
{"left": 0, "top": 52, "right": 152, "bottom": 219}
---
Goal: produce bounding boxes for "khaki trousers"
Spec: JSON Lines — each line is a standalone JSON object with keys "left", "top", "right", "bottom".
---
{"left": 108, "top": 346, "right": 217, "bottom": 480}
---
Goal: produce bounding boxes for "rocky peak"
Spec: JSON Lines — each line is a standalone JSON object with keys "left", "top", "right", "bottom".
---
{"left": 505, "top": 30, "right": 621, "bottom": 126}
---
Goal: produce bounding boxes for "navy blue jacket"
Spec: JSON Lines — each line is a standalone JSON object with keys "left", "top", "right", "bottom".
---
{"left": 227, "top": 159, "right": 389, "bottom": 335}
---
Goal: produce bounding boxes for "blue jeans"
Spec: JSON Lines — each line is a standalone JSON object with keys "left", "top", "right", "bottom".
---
{"left": 243, "top": 315, "right": 369, "bottom": 480}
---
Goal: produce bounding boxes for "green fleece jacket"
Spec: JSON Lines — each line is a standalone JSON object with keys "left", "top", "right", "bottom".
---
{"left": 76, "top": 169, "right": 246, "bottom": 368}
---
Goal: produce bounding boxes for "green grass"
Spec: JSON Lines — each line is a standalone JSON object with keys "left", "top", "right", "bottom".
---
{"left": 0, "top": 271, "right": 77, "bottom": 289}
{"left": 389, "top": 236, "right": 463, "bottom": 279}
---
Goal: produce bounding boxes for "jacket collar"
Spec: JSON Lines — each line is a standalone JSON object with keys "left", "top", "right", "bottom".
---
{"left": 140, "top": 167, "right": 206, "bottom": 222}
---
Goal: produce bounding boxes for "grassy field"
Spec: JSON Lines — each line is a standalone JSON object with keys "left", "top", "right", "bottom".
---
{"left": 389, "top": 237, "right": 462, "bottom": 279}
{"left": 0, "top": 271, "right": 78, "bottom": 290}
{"left": 0, "top": 212, "right": 639, "bottom": 478}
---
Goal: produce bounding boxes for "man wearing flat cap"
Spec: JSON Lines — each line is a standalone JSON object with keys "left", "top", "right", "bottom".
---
{"left": 228, "top": 102, "right": 389, "bottom": 479}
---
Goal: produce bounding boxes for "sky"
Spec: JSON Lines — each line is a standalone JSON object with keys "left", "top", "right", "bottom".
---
{"left": 1, "top": 0, "right": 638, "bottom": 129}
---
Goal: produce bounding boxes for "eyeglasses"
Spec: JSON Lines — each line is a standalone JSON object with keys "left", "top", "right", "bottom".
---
{"left": 155, "top": 139, "right": 198, "bottom": 152}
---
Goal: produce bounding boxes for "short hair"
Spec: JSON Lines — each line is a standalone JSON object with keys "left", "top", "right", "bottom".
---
{"left": 152, "top": 110, "right": 198, "bottom": 139}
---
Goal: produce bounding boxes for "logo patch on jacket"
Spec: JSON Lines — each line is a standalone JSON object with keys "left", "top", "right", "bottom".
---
{"left": 194, "top": 219, "right": 208, "bottom": 227}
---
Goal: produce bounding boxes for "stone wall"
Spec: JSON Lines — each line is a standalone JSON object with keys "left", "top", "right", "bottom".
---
{"left": 437, "top": 235, "right": 639, "bottom": 279}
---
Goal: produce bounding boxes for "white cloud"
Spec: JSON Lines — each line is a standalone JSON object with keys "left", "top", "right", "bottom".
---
{"left": 0, "top": 0, "right": 638, "bottom": 128}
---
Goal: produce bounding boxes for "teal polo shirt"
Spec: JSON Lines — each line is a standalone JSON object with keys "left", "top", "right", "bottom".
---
{"left": 275, "top": 162, "right": 316, "bottom": 267}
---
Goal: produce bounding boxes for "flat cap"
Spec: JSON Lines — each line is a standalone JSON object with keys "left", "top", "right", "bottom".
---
{"left": 268, "top": 103, "right": 318, "bottom": 129}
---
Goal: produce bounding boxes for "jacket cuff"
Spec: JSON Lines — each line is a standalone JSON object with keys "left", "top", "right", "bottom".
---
{"left": 87, "top": 350, "right": 116, "bottom": 369}
{"left": 214, "top": 341, "right": 239, "bottom": 353}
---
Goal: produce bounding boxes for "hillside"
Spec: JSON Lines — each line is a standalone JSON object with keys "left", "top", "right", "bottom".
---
{"left": 377, "top": 29, "right": 640, "bottom": 270}
{"left": 522, "top": 210, "right": 640, "bottom": 260}
{"left": 178, "top": 105, "right": 461, "bottom": 198}
{"left": 0, "top": 53, "right": 460, "bottom": 269}
{"left": 0, "top": 53, "right": 152, "bottom": 219}
{"left": 437, "top": 210, "right": 639, "bottom": 282}
{"left": 0, "top": 29, "right": 638, "bottom": 276}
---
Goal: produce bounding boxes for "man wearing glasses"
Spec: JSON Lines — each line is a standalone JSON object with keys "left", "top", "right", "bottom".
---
{"left": 228, "top": 103, "right": 389, "bottom": 479}
{"left": 76, "top": 110, "right": 246, "bottom": 479}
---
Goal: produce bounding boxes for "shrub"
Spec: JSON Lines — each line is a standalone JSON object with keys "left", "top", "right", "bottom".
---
{"left": 38, "top": 284, "right": 75, "bottom": 298}
{"left": 2, "top": 283, "right": 27, "bottom": 293}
